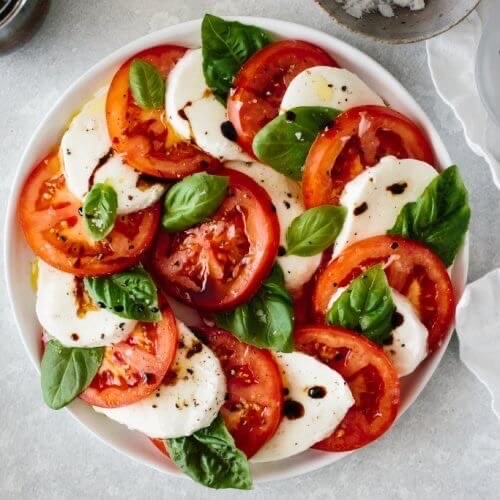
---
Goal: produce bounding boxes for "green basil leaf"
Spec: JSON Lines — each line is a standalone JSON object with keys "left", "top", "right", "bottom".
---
{"left": 253, "top": 106, "right": 340, "bottom": 180}
{"left": 162, "top": 173, "right": 229, "bottom": 232}
{"left": 286, "top": 205, "right": 346, "bottom": 256}
{"left": 388, "top": 165, "right": 471, "bottom": 267}
{"left": 83, "top": 183, "right": 118, "bottom": 241}
{"left": 326, "top": 265, "right": 395, "bottom": 344}
{"left": 215, "top": 265, "right": 294, "bottom": 352}
{"left": 41, "top": 340, "right": 104, "bottom": 410}
{"left": 166, "top": 414, "right": 252, "bottom": 490}
{"left": 129, "top": 59, "right": 165, "bottom": 110}
{"left": 84, "top": 265, "right": 161, "bottom": 322}
{"left": 202, "top": 14, "right": 271, "bottom": 102}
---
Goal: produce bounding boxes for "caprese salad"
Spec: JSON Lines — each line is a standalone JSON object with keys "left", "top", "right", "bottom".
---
{"left": 17, "top": 14, "right": 471, "bottom": 490}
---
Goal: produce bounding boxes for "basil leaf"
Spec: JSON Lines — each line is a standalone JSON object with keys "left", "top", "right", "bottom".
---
{"left": 166, "top": 414, "right": 252, "bottom": 490}
{"left": 162, "top": 173, "right": 229, "bottom": 232}
{"left": 215, "top": 265, "right": 294, "bottom": 352}
{"left": 286, "top": 205, "right": 346, "bottom": 256}
{"left": 253, "top": 106, "right": 340, "bottom": 180}
{"left": 41, "top": 340, "right": 104, "bottom": 410}
{"left": 388, "top": 165, "right": 470, "bottom": 267}
{"left": 202, "top": 14, "right": 271, "bottom": 102}
{"left": 326, "top": 265, "right": 395, "bottom": 344}
{"left": 84, "top": 265, "right": 161, "bottom": 322}
{"left": 83, "top": 183, "right": 118, "bottom": 241}
{"left": 129, "top": 59, "right": 165, "bottom": 110}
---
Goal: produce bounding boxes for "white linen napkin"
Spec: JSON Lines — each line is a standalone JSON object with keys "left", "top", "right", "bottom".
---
{"left": 426, "top": 0, "right": 500, "bottom": 187}
{"left": 428, "top": 0, "right": 500, "bottom": 419}
{"left": 456, "top": 270, "right": 500, "bottom": 419}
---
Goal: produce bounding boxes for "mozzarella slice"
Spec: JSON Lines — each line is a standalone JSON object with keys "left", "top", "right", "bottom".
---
{"left": 226, "top": 161, "right": 321, "bottom": 292}
{"left": 92, "top": 156, "right": 165, "bottom": 215}
{"left": 281, "top": 66, "right": 384, "bottom": 112}
{"left": 94, "top": 322, "right": 226, "bottom": 439}
{"left": 384, "top": 290, "right": 428, "bottom": 377}
{"left": 35, "top": 260, "right": 136, "bottom": 348}
{"left": 333, "top": 156, "right": 438, "bottom": 258}
{"left": 251, "top": 352, "right": 354, "bottom": 463}
{"left": 61, "top": 88, "right": 165, "bottom": 214}
{"left": 328, "top": 286, "right": 428, "bottom": 377}
{"left": 165, "top": 49, "right": 251, "bottom": 162}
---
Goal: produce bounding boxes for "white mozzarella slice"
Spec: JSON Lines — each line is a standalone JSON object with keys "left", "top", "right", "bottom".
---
{"left": 94, "top": 322, "right": 226, "bottom": 439}
{"left": 61, "top": 87, "right": 110, "bottom": 198}
{"left": 281, "top": 66, "right": 384, "bottom": 112}
{"left": 333, "top": 156, "right": 438, "bottom": 258}
{"left": 61, "top": 88, "right": 165, "bottom": 214}
{"left": 251, "top": 352, "right": 354, "bottom": 463}
{"left": 384, "top": 290, "right": 428, "bottom": 377}
{"left": 165, "top": 49, "right": 251, "bottom": 162}
{"left": 92, "top": 156, "right": 165, "bottom": 215}
{"left": 327, "top": 286, "right": 428, "bottom": 377}
{"left": 35, "top": 260, "right": 136, "bottom": 348}
{"left": 226, "top": 161, "right": 321, "bottom": 292}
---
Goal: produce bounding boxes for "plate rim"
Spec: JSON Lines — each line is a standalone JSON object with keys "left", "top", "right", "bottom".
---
{"left": 3, "top": 15, "right": 469, "bottom": 484}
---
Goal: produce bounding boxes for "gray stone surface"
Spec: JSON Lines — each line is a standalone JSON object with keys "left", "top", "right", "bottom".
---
{"left": 1, "top": 1, "right": 499, "bottom": 498}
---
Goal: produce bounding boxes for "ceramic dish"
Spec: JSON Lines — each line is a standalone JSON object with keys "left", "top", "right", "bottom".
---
{"left": 315, "top": 0, "right": 481, "bottom": 44}
{"left": 4, "top": 16, "right": 468, "bottom": 483}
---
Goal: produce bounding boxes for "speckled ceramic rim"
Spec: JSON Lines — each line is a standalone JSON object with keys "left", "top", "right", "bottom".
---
{"left": 4, "top": 17, "right": 468, "bottom": 484}
{"left": 314, "top": 0, "right": 482, "bottom": 44}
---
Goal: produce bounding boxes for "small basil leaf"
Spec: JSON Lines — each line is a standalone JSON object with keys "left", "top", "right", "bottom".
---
{"left": 83, "top": 183, "right": 118, "bottom": 240}
{"left": 166, "top": 414, "right": 252, "bottom": 490}
{"left": 326, "top": 265, "right": 395, "bottom": 344}
{"left": 162, "top": 173, "right": 229, "bottom": 232}
{"left": 129, "top": 59, "right": 165, "bottom": 110}
{"left": 202, "top": 14, "right": 271, "bottom": 102}
{"left": 388, "top": 166, "right": 470, "bottom": 266}
{"left": 41, "top": 340, "right": 104, "bottom": 410}
{"left": 253, "top": 106, "right": 340, "bottom": 180}
{"left": 286, "top": 205, "right": 346, "bottom": 256}
{"left": 215, "top": 265, "right": 294, "bottom": 352}
{"left": 84, "top": 265, "right": 161, "bottom": 322}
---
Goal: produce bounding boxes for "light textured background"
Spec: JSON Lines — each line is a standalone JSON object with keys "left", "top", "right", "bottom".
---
{"left": 1, "top": 1, "right": 499, "bottom": 499}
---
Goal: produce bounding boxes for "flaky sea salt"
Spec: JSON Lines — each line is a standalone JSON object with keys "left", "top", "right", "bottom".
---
{"left": 336, "top": 0, "right": 425, "bottom": 18}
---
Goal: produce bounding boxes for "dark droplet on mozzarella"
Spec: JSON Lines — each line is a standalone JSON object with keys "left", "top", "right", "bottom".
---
{"left": 278, "top": 246, "right": 287, "bottom": 257}
{"left": 392, "top": 311, "right": 404, "bottom": 329}
{"left": 186, "top": 341, "right": 203, "bottom": 359}
{"left": 353, "top": 202, "right": 368, "bottom": 216}
{"left": 220, "top": 120, "right": 238, "bottom": 142}
{"left": 307, "top": 386, "right": 327, "bottom": 399}
{"left": 386, "top": 182, "right": 408, "bottom": 195}
{"left": 283, "top": 399, "right": 305, "bottom": 420}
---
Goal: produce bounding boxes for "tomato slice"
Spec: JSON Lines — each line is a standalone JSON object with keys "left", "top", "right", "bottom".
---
{"left": 295, "top": 325, "right": 400, "bottom": 451}
{"left": 195, "top": 326, "right": 283, "bottom": 458}
{"left": 302, "top": 105, "right": 435, "bottom": 207}
{"left": 313, "top": 236, "right": 456, "bottom": 353}
{"left": 18, "top": 152, "right": 160, "bottom": 277}
{"left": 152, "top": 168, "right": 280, "bottom": 311}
{"left": 106, "top": 45, "right": 220, "bottom": 179}
{"left": 80, "top": 301, "right": 178, "bottom": 408}
{"left": 227, "top": 40, "right": 338, "bottom": 156}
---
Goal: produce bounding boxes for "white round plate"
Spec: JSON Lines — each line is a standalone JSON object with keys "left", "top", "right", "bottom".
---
{"left": 4, "top": 17, "right": 468, "bottom": 484}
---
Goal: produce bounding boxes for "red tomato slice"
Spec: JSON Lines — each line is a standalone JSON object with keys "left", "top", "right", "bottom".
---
{"left": 313, "top": 236, "right": 456, "bottom": 353}
{"left": 80, "top": 301, "right": 178, "bottom": 408}
{"left": 106, "top": 45, "right": 220, "bottom": 179}
{"left": 295, "top": 325, "right": 400, "bottom": 452}
{"left": 195, "top": 327, "right": 283, "bottom": 458}
{"left": 152, "top": 168, "right": 280, "bottom": 311}
{"left": 302, "top": 105, "right": 435, "bottom": 207}
{"left": 227, "top": 40, "right": 338, "bottom": 156}
{"left": 18, "top": 152, "right": 160, "bottom": 277}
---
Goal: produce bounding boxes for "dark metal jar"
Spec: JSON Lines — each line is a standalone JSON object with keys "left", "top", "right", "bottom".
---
{"left": 0, "top": 0, "right": 50, "bottom": 54}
